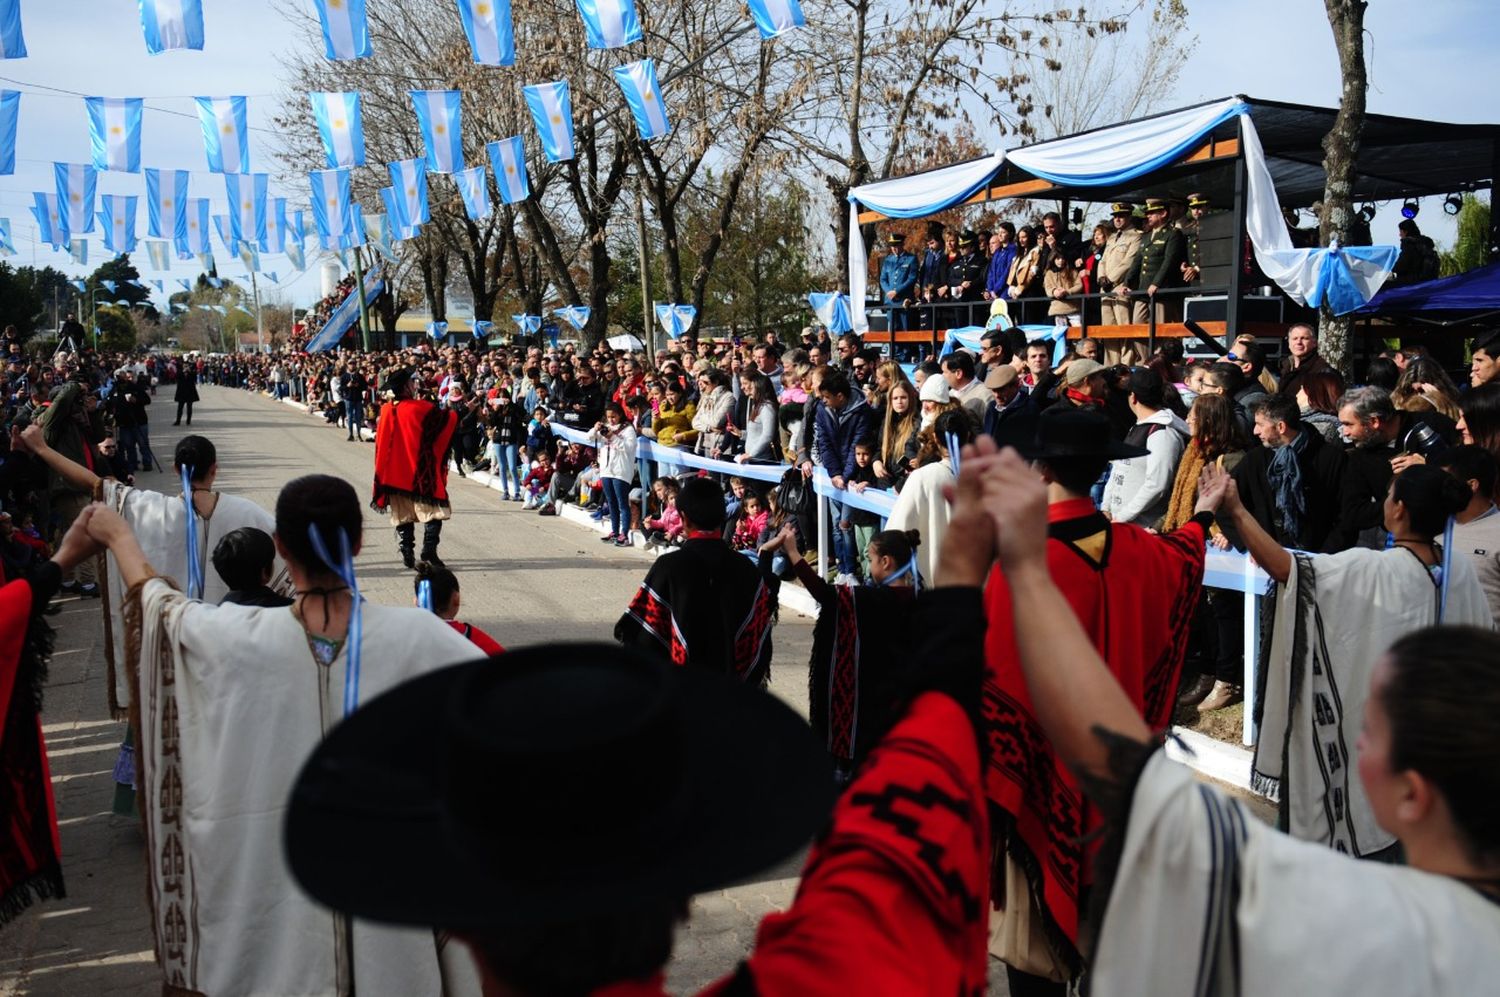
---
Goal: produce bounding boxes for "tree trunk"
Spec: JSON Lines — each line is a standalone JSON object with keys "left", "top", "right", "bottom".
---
{"left": 1316, "top": 0, "right": 1369, "bottom": 376}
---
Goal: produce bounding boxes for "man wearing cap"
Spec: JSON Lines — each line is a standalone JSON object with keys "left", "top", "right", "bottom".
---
{"left": 917, "top": 222, "right": 946, "bottom": 329}
{"left": 982, "top": 406, "right": 1210, "bottom": 992}
{"left": 1056, "top": 357, "right": 1109, "bottom": 414}
{"left": 1098, "top": 203, "right": 1143, "bottom": 325}
{"left": 981, "top": 364, "right": 1039, "bottom": 449}
{"left": 947, "top": 229, "right": 987, "bottom": 327}
{"left": 1135, "top": 198, "right": 1188, "bottom": 322}
{"left": 1180, "top": 193, "right": 1211, "bottom": 284}
{"left": 878, "top": 232, "right": 919, "bottom": 331}
{"left": 1100, "top": 368, "right": 1190, "bottom": 528}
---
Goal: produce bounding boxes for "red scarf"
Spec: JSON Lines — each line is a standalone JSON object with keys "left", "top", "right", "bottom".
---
{"left": 371, "top": 398, "right": 458, "bottom": 510}
{"left": 1063, "top": 387, "right": 1102, "bottom": 408}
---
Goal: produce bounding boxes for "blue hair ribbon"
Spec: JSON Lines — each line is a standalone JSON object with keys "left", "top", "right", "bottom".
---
{"left": 180, "top": 464, "right": 205, "bottom": 600}
{"left": 306, "top": 523, "right": 363, "bottom": 717}
{"left": 417, "top": 578, "right": 434, "bottom": 612}
{"left": 1438, "top": 514, "right": 1455, "bottom": 621}
{"left": 945, "top": 432, "right": 962, "bottom": 477}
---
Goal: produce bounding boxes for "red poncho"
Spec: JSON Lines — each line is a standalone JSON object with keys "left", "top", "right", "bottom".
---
{"left": 371, "top": 398, "right": 458, "bottom": 511}
{"left": 982, "top": 498, "right": 1207, "bottom": 970}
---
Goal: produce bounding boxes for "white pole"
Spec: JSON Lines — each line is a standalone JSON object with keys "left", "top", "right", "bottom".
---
{"left": 1242, "top": 552, "right": 1260, "bottom": 747}
{"left": 251, "top": 270, "right": 264, "bottom": 353}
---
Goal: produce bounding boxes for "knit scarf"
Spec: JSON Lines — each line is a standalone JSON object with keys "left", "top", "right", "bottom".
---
{"left": 1160, "top": 439, "right": 1209, "bottom": 533}
{"left": 1267, "top": 429, "right": 1309, "bottom": 543}
{"left": 1063, "top": 387, "right": 1102, "bottom": 409}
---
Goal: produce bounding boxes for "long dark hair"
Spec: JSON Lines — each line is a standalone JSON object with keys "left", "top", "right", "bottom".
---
{"left": 1461, "top": 382, "right": 1500, "bottom": 458}
{"left": 1188, "top": 393, "right": 1248, "bottom": 459}
{"left": 1299, "top": 369, "right": 1346, "bottom": 415}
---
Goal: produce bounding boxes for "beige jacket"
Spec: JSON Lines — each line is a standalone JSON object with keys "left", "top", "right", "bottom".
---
{"left": 1043, "top": 268, "right": 1084, "bottom": 316}
{"left": 1100, "top": 227, "right": 1143, "bottom": 288}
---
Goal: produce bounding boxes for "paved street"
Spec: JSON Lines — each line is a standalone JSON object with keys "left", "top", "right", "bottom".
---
{"left": 0, "top": 385, "right": 832, "bottom": 995}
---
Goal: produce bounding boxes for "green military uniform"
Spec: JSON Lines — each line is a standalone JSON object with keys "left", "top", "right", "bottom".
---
{"left": 1135, "top": 198, "right": 1186, "bottom": 321}
{"left": 1181, "top": 193, "right": 1211, "bottom": 284}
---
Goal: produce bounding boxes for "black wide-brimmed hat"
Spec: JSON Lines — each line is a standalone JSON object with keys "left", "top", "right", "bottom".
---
{"left": 380, "top": 365, "right": 416, "bottom": 397}
{"left": 284, "top": 643, "right": 835, "bottom": 930}
{"left": 1018, "top": 406, "right": 1148, "bottom": 460}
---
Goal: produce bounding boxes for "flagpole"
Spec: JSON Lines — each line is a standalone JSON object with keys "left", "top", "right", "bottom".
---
{"left": 351, "top": 248, "right": 371, "bottom": 352}
{"left": 635, "top": 181, "right": 653, "bottom": 364}
{"left": 250, "top": 270, "right": 264, "bottom": 353}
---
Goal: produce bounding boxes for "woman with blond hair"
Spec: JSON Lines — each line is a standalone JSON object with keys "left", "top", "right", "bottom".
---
{"left": 874, "top": 379, "right": 920, "bottom": 490}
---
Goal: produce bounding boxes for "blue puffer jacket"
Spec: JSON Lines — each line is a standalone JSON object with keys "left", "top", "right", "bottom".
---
{"left": 814, "top": 394, "right": 878, "bottom": 480}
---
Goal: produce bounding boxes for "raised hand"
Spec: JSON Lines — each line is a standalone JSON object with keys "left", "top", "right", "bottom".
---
{"left": 977, "top": 445, "right": 1049, "bottom": 575}
{"left": 1194, "top": 463, "right": 1239, "bottom": 516}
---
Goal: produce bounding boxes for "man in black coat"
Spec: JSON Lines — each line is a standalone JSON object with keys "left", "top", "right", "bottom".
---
{"left": 1229, "top": 395, "right": 1347, "bottom": 553}
{"left": 981, "top": 365, "right": 1039, "bottom": 449}
{"left": 1334, "top": 385, "right": 1454, "bottom": 550}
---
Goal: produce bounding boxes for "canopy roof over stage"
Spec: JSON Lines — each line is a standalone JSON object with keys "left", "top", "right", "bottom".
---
{"left": 1357, "top": 260, "right": 1500, "bottom": 322}
{"left": 853, "top": 96, "right": 1500, "bottom": 223}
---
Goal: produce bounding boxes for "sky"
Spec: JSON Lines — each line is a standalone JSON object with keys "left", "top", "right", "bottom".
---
{"left": 3, "top": 0, "right": 1496, "bottom": 318}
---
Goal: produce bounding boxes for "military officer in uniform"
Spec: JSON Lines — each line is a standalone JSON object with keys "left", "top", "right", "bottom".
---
{"left": 1133, "top": 197, "right": 1187, "bottom": 323}
{"left": 1099, "top": 202, "right": 1143, "bottom": 326}
{"left": 1181, "top": 193, "right": 1210, "bottom": 285}
{"left": 947, "top": 229, "right": 987, "bottom": 328}
{"left": 917, "top": 221, "right": 946, "bottom": 329}
{"left": 879, "top": 232, "right": 919, "bottom": 331}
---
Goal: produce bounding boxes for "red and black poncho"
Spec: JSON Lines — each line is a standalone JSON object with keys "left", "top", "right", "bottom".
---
{"left": 371, "top": 398, "right": 458, "bottom": 511}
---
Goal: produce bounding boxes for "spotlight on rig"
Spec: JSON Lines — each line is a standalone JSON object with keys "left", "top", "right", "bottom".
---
{"left": 1400, "top": 199, "right": 1420, "bottom": 220}
{"left": 1444, "top": 194, "right": 1464, "bottom": 216}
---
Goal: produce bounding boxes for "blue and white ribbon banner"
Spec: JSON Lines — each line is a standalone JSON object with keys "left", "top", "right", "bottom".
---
{"left": 139, "top": 0, "right": 205, "bottom": 54}
{"left": 456, "top": 0, "right": 514, "bottom": 66}
{"left": 654, "top": 302, "right": 696, "bottom": 338}
{"left": 101, "top": 279, "right": 118, "bottom": 294}
{"left": 146, "top": 240, "right": 170, "bottom": 270}
{"left": 0, "top": 90, "right": 17, "bottom": 174}
{"left": 310, "top": 167, "right": 354, "bottom": 242}
{"left": 31, "top": 195, "right": 65, "bottom": 247}
{"left": 411, "top": 90, "right": 464, "bottom": 173}
{"left": 454, "top": 164, "right": 491, "bottom": 221}
{"left": 387, "top": 157, "right": 430, "bottom": 226}
{"left": 486, "top": 136, "right": 529, "bottom": 203}
{"left": 97, "top": 194, "right": 138, "bottom": 254}
{"left": 746, "top": 0, "right": 804, "bottom": 38}
{"left": 523, "top": 82, "right": 575, "bottom": 162}
{"left": 472, "top": 319, "right": 494, "bottom": 339}
{"left": 86, "top": 97, "right": 143, "bottom": 173}
{"left": 0, "top": 0, "right": 25, "bottom": 58}
{"left": 55, "top": 162, "right": 97, "bottom": 233}
{"left": 309, "top": 91, "right": 366, "bottom": 168}
{"left": 181, "top": 197, "right": 212, "bottom": 254}
{"left": 612, "top": 59, "right": 670, "bottom": 141}
{"left": 0, "top": 219, "right": 18, "bottom": 256}
{"left": 556, "top": 304, "right": 590, "bottom": 330}
{"left": 513, "top": 313, "right": 542, "bottom": 336}
{"left": 313, "top": 0, "right": 372, "bottom": 60}
{"left": 145, "top": 167, "right": 189, "bottom": 240}
{"left": 807, "top": 292, "right": 852, "bottom": 334}
{"left": 195, "top": 96, "right": 250, "bottom": 173}
{"left": 224, "top": 171, "right": 267, "bottom": 245}
{"left": 574, "top": 0, "right": 642, "bottom": 49}
{"left": 426, "top": 320, "right": 449, "bottom": 340}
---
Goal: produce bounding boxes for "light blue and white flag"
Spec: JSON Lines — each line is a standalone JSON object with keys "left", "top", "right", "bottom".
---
{"left": 455, "top": 0, "right": 514, "bottom": 65}
{"left": 574, "top": 0, "right": 641, "bottom": 49}
{"left": 486, "top": 136, "right": 528, "bottom": 203}
{"left": 181, "top": 197, "right": 212, "bottom": 254}
{"left": 654, "top": 302, "right": 696, "bottom": 338}
{"left": 196, "top": 96, "right": 250, "bottom": 173}
{"left": 613, "top": 59, "right": 670, "bottom": 141}
{"left": 555, "top": 304, "right": 590, "bottom": 330}
{"left": 238, "top": 242, "right": 259, "bottom": 272}
{"left": 349, "top": 203, "right": 367, "bottom": 247}
{"left": 261, "top": 197, "right": 288, "bottom": 254}
{"left": 151, "top": 279, "right": 164, "bottom": 292}
{"left": 426, "top": 320, "right": 449, "bottom": 340}
{"left": 0, "top": 218, "right": 17, "bottom": 256}
{"left": 145, "top": 167, "right": 189, "bottom": 240}
{"left": 746, "top": 0, "right": 804, "bottom": 39}
{"left": 197, "top": 251, "right": 215, "bottom": 273}
{"left": 0, "top": 91, "right": 17, "bottom": 174}
{"left": 309, "top": 91, "right": 365, "bottom": 168}
{"left": 223, "top": 171, "right": 267, "bottom": 245}
{"left": 31, "top": 193, "right": 65, "bottom": 247}
{"left": 523, "top": 82, "right": 574, "bottom": 162}
{"left": 263, "top": 272, "right": 278, "bottom": 283}
{"left": 289, "top": 208, "right": 306, "bottom": 247}
{"left": 454, "top": 164, "right": 491, "bottom": 221}
{"left": 68, "top": 278, "right": 85, "bottom": 292}
{"left": 309, "top": 167, "right": 354, "bottom": 241}
{"left": 86, "top": 97, "right": 144, "bottom": 172}
{"left": 98, "top": 195, "right": 139, "bottom": 254}
{"left": 287, "top": 241, "right": 306, "bottom": 270}
{"left": 313, "top": 0, "right": 371, "bottom": 60}
{"left": 411, "top": 90, "right": 464, "bottom": 173}
{"left": 55, "top": 163, "right": 97, "bottom": 233}
{"left": 0, "top": 0, "right": 25, "bottom": 58}
{"left": 176, "top": 278, "right": 192, "bottom": 291}
{"left": 379, "top": 187, "right": 423, "bottom": 240}
{"left": 69, "top": 239, "right": 88, "bottom": 265}
{"left": 472, "top": 319, "right": 494, "bottom": 339}
{"left": 146, "top": 240, "right": 171, "bottom": 270}
{"left": 512, "top": 313, "right": 542, "bottom": 335}
{"left": 387, "top": 157, "right": 430, "bottom": 225}
{"left": 213, "top": 213, "right": 236, "bottom": 254}
{"left": 203, "top": 277, "right": 223, "bottom": 290}
{"left": 101, "top": 279, "right": 118, "bottom": 294}
{"left": 139, "top": 0, "right": 205, "bottom": 53}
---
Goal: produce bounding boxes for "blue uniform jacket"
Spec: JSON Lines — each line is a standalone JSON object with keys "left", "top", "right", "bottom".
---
{"left": 879, "top": 250, "right": 918, "bottom": 301}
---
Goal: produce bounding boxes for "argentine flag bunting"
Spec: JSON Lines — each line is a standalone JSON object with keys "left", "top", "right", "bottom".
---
{"left": 182, "top": 197, "right": 212, "bottom": 254}
{"left": 555, "top": 304, "right": 590, "bottom": 330}
{"left": 31, "top": 193, "right": 65, "bottom": 247}
{"left": 286, "top": 241, "right": 306, "bottom": 270}
{"left": 454, "top": 165, "right": 491, "bottom": 221}
{"left": 86, "top": 97, "right": 144, "bottom": 173}
{"left": 313, "top": 0, "right": 372, "bottom": 60}
{"left": 146, "top": 240, "right": 171, "bottom": 270}
{"left": 289, "top": 208, "right": 306, "bottom": 247}
{"left": 196, "top": 96, "right": 250, "bottom": 173}
{"left": 139, "top": 0, "right": 205, "bottom": 53}
{"left": 745, "top": 0, "right": 804, "bottom": 39}
{"left": 613, "top": 59, "right": 670, "bottom": 141}
{"left": 0, "top": 220, "right": 17, "bottom": 256}
{"left": 574, "top": 0, "right": 641, "bottom": 49}
{"left": 213, "top": 213, "right": 235, "bottom": 254}
{"left": 98, "top": 195, "right": 138, "bottom": 254}
{"left": 69, "top": 239, "right": 88, "bottom": 266}
{"left": 0, "top": 90, "right": 16, "bottom": 174}
{"left": 486, "top": 136, "right": 529, "bottom": 203}
{"left": 261, "top": 197, "right": 288, "bottom": 254}
{"left": 387, "top": 157, "right": 431, "bottom": 224}
{"left": 55, "top": 163, "right": 97, "bottom": 233}
{"left": 309, "top": 167, "right": 354, "bottom": 242}
{"left": 523, "top": 82, "right": 574, "bottom": 163}
{"left": 0, "top": 0, "right": 25, "bottom": 58}
{"left": 224, "top": 172, "right": 267, "bottom": 244}
{"left": 309, "top": 91, "right": 365, "bottom": 168}
{"left": 380, "top": 187, "right": 422, "bottom": 239}
{"left": 455, "top": 0, "right": 514, "bottom": 66}
{"left": 145, "top": 167, "right": 189, "bottom": 240}
{"left": 411, "top": 90, "right": 464, "bottom": 173}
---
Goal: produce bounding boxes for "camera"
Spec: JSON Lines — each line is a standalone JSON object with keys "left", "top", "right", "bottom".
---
{"left": 1401, "top": 422, "right": 1448, "bottom": 458}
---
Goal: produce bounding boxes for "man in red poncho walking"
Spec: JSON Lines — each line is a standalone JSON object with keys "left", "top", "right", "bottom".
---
{"left": 371, "top": 367, "right": 458, "bottom": 569}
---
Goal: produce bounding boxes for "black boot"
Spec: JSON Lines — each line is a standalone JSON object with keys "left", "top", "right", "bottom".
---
{"left": 420, "top": 520, "right": 444, "bottom": 567}
{"left": 396, "top": 523, "right": 416, "bottom": 569}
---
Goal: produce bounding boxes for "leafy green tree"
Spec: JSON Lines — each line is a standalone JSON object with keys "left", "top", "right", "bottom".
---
{"left": 0, "top": 262, "right": 45, "bottom": 336}
{"left": 1439, "top": 194, "right": 1491, "bottom": 277}
{"left": 84, "top": 255, "right": 159, "bottom": 323}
